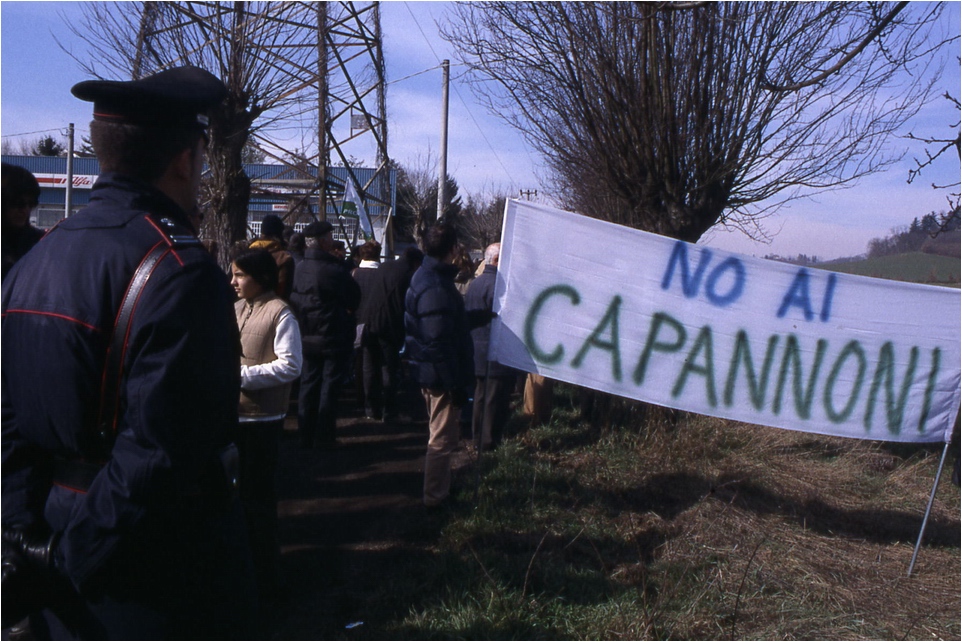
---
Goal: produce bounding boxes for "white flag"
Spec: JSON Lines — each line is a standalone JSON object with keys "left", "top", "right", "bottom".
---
{"left": 341, "top": 178, "right": 374, "bottom": 240}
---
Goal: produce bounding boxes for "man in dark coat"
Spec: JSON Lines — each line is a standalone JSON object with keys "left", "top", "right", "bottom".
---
{"left": 352, "top": 240, "right": 383, "bottom": 419}
{"left": 361, "top": 247, "right": 423, "bottom": 422}
{"left": 404, "top": 224, "right": 473, "bottom": 507}
{"left": 1, "top": 163, "right": 45, "bottom": 281}
{"left": 465, "top": 242, "right": 517, "bottom": 450}
{"left": 1, "top": 67, "right": 256, "bottom": 639}
{"left": 289, "top": 220, "right": 361, "bottom": 449}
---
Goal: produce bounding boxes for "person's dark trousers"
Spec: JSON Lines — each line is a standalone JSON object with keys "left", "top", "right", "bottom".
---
{"left": 298, "top": 351, "right": 349, "bottom": 448}
{"left": 361, "top": 332, "right": 401, "bottom": 420}
{"left": 379, "top": 335, "right": 402, "bottom": 421}
{"left": 472, "top": 375, "right": 514, "bottom": 450}
{"left": 237, "top": 418, "right": 282, "bottom": 602}
{"left": 360, "top": 333, "right": 384, "bottom": 419}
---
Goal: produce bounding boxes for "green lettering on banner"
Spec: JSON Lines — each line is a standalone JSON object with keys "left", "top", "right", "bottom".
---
{"left": 863, "top": 343, "right": 918, "bottom": 435}
{"left": 773, "top": 335, "right": 828, "bottom": 419}
{"left": 571, "top": 295, "right": 623, "bottom": 382}
{"left": 724, "top": 331, "right": 780, "bottom": 410}
{"left": 524, "top": 284, "right": 580, "bottom": 364}
{"left": 917, "top": 348, "right": 941, "bottom": 434}
{"left": 823, "top": 340, "right": 866, "bottom": 423}
{"left": 672, "top": 326, "right": 717, "bottom": 407}
{"left": 633, "top": 312, "right": 687, "bottom": 386}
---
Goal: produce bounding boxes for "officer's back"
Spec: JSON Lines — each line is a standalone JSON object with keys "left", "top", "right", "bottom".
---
{"left": 1, "top": 67, "right": 257, "bottom": 640}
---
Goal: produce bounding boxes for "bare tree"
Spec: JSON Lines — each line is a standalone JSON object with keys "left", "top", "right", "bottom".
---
{"left": 460, "top": 187, "right": 508, "bottom": 253}
{"left": 442, "top": 2, "right": 954, "bottom": 242}
{"left": 394, "top": 152, "right": 439, "bottom": 246}
{"left": 393, "top": 151, "right": 463, "bottom": 247}
{"left": 906, "top": 89, "right": 961, "bottom": 232}
{"left": 63, "top": 2, "right": 376, "bottom": 267}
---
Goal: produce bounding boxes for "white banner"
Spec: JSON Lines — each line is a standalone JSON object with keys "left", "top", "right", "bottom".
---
{"left": 491, "top": 200, "right": 961, "bottom": 444}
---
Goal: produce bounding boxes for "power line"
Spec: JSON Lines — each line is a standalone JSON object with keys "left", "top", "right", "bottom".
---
{"left": 386, "top": 63, "right": 445, "bottom": 87}
{"left": 404, "top": 2, "right": 444, "bottom": 63}
{"left": 400, "top": 1, "right": 522, "bottom": 189}
{"left": 1, "top": 127, "right": 71, "bottom": 139}
{"left": 448, "top": 75, "right": 519, "bottom": 188}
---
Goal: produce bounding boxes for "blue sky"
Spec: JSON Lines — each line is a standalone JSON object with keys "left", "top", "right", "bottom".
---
{"left": 2, "top": 1, "right": 959, "bottom": 260}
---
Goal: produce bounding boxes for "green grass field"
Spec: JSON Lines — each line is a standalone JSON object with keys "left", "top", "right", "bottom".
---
{"left": 824, "top": 252, "right": 960, "bottom": 286}
{"left": 344, "top": 387, "right": 960, "bottom": 640}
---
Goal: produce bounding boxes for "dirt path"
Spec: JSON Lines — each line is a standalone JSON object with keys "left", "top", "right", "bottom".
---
{"left": 265, "top": 384, "right": 475, "bottom": 639}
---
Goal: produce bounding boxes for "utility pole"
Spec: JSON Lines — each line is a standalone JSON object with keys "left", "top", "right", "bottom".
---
{"left": 519, "top": 189, "right": 538, "bottom": 201}
{"left": 65, "top": 123, "right": 74, "bottom": 218}
{"left": 437, "top": 59, "right": 450, "bottom": 223}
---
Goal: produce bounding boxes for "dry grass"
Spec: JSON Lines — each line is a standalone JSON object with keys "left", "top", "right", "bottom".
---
{"left": 340, "top": 391, "right": 960, "bottom": 640}
{"left": 498, "top": 406, "right": 961, "bottom": 640}
{"left": 576, "top": 417, "right": 962, "bottom": 639}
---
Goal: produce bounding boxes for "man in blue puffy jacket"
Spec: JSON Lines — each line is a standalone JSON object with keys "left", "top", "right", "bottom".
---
{"left": 2, "top": 67, "right": 256, "bottom": 639}
{"left": 404, "top": 224, "right": 474, "bottom": 507}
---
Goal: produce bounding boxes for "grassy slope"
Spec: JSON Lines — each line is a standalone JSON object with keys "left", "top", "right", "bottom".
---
{"left": 345, "top": 249, "right": 961, "bottom": 639}
{"left": 346, "top": 389, "right": 960, "bottom": 641}
{"left": 823, "top": 252, "right": 960, "bottom": 286}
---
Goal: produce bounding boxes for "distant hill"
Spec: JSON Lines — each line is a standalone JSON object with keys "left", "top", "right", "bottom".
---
{"left": 920, "top": 229, "right": 961, "bottom": 258}
{"left": 821, "top": 252, "right": 960, "bottom": 286}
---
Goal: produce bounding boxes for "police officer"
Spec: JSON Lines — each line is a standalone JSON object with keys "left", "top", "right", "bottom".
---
{"left": 2, "top": 67, "right": 257, "bottom": 639}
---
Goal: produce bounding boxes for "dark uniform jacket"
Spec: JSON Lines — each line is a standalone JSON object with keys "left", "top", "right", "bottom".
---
{"left": 362, "top": 254, "right": 418, "bottom": 348}
{"left": 465, "top": 264, "right": 515, "bottom": 378}
{"left": 404, "top": 256, "right": 474, "bottom": 392}
{"left": 289, "top": 247, "right": 361, "bottom": 356}
{"left": 1, "top": 173, "right": 254, "bottom": 637}
{"left": 353, "top": 264, "right": 381, "bottom": 330}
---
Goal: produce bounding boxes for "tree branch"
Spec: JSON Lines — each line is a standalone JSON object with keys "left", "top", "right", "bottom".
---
{"left": 762, "top": 1, "right": 909, "bottom": 92}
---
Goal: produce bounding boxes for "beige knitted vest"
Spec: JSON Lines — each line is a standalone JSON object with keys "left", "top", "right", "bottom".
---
{"left": 235, "top": 293, "right": 293, "bottom": 419}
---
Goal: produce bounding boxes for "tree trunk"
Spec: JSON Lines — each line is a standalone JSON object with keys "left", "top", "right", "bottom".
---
{"left": 202, "top": 101, "right": 254, "bottom": 271}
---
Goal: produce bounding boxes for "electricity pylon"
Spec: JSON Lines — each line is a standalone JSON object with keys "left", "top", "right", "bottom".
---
{"left": 133, "top": 1, "right": 392, "bottom": 247}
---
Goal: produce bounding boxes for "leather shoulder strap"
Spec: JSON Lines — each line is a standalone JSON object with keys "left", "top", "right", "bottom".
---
{"left": 96, "top": 213, "right": 204, "bottom": 445}
{"left": 150, "top": 215, "right": 205, "bottom": 249}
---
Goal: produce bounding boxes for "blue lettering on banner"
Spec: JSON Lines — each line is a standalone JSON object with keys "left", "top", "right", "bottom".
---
{"left": 661, "top": 242, "right": 746, "bottom": 308}
{"left": 777, "top": 269, "right": 838, "bottom": 322}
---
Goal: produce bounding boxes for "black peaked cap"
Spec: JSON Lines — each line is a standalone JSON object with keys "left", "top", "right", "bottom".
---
{"left": 303, "top": 220, "right": 334, "bottom": 237}
{"left": 71, "top": 66, "right": 228, "bottom": 129}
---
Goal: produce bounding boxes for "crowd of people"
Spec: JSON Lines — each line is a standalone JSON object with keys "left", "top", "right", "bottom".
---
{"left": 10, "top": 64, "right": 958, "bottom": 642}
{"left": 231, "top": 213, "right": 522, "bottom": 513}
{"left": 0, "top": 65, "right": 544, "bottom": 640}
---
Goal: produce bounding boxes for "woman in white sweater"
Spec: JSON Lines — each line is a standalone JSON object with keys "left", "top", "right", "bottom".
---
{"left": 230, "top": 248, "right": 302, "bottom": 602}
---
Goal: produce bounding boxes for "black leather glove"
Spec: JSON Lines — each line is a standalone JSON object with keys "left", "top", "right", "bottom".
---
{"left": 2, "top": 524, "right": 61, "bottom": 628}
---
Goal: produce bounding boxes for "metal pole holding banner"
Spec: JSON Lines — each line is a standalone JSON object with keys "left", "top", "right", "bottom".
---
{"left": 907, "top": 442, "right": 950, "bottom": 576}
